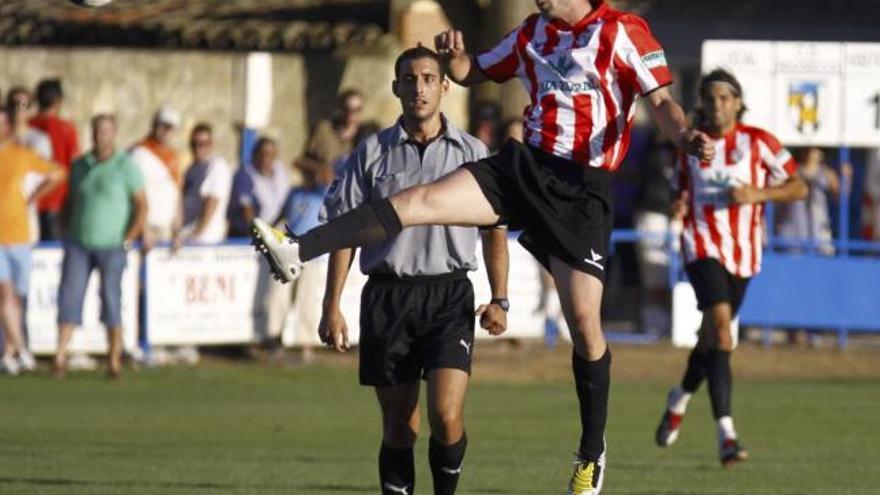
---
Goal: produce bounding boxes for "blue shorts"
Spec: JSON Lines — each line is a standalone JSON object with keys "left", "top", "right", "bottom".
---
{"left": 0, "top": 245, "right": 32, "bottom": 296}
{"left": 57, "top": 242, "right": 127, "bottom": 327}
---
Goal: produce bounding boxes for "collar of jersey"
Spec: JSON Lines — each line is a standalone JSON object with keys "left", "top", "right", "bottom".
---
{"left": 548, "top": 0, "right": 609, "bottom": 32}
{"left": 392, "top": 114, "right": 465, "bottom": 149}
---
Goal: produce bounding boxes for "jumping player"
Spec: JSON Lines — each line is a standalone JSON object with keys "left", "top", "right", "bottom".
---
{"left": 252, "top": 1, "right": 714, "bottom": 493}
{"left": 654, "top": 69, "right": 807, "bottom": 467}
{"left": 319, "top": 46, "right": 509, "bottom": 495}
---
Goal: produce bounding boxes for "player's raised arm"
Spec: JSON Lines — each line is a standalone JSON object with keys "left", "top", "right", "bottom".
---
{"left": 434, "top": 29, "right": 488, "bottom": 87}
{"left": 646, "top": 86, "right": 715, "bottom": 162}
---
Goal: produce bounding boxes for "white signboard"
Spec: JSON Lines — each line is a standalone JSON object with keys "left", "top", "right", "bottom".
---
{"left": 702, "top": 40, "right": 880, "bottom": 147}
{"left": 145, "top": 246, "right": 262, "bottom": 345}
{"left": 700, "top": 41, "right": 775, "bottom": 129}
{"left": 844, "top": 43, "right": 880, "bottom": 146}
{"left": 671, "top": 282, "right": 738, "bottom": 349}
{"left": 144, "top": 242, "right": 545, "bottom": 348}
{"left": 27, "top": 247, "right": 139, "bottom": 355}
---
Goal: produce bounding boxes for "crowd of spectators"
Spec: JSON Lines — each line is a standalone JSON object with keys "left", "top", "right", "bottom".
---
{"left": 0, "top": 79, "right": 368, "bottom": 377}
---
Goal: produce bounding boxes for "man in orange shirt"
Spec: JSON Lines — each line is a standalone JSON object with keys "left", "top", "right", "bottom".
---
{"left": 0, "top": 107, "right": 66, "bottom": 375}
{"left": 29, "top": 79, "right": 79, "bottom": 241}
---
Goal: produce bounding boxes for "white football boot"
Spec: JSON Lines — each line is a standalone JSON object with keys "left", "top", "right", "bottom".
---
{"left": 250, "top": 218, "right": 303, "bottom": 283}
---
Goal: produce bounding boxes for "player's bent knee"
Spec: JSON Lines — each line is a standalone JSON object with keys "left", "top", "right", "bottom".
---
{"left": 572, "top": 313, "right": 603, "bottom": 340}
{"left": 384, "top": 422, "right": 418, "bottom": 448}
{"left": 430, "top": 410, "right": 463, "bottom": 443}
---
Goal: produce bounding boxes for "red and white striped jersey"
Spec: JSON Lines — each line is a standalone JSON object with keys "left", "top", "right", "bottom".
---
{"left": 475, "top": 1, "right": 672, "bottom": 171}
{"left": 679, "top": 124, "right": 798, "bottom": 278}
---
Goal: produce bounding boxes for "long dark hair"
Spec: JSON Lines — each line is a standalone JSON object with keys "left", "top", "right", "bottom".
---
{"left": 697, "top": 68, "right": 747, "bottom": 124}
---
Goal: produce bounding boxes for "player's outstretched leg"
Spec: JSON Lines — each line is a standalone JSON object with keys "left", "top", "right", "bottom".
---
{"left": 250, "top": 168, "right": 499, "bottom": 283}
{"left": 655, "top": 318, "right": 710, "bottom": 447}
{"left": 550, "top": 257, "right": 609, "bottom": 495}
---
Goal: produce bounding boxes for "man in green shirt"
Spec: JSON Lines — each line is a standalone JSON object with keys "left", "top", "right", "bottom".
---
{"left": 55, "top": 114, "right": 147, "bottom": 378}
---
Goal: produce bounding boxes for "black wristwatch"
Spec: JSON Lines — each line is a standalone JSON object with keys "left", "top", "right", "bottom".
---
{"left": 490, "top": 297, "right": 510, "bottom": 312}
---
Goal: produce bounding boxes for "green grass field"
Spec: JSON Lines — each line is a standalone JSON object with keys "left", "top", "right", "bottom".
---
{"left": 0, "top": 344, "right": 878, "bottom": 495}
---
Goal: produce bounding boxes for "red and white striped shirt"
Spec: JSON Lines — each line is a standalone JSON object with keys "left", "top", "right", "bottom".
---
{"left": 475, "top": 1, "right": 672, "bottom": 171}
{"left": 679, "top": 124, "right": 798, "bottom": 278}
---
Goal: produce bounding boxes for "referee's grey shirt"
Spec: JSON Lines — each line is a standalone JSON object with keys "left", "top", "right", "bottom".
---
{"left": 320, "top": 116, "right": 489, "bottom": 277}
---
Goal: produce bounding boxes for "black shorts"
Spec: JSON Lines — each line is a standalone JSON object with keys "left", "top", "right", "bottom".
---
{"left": 462, "top": 139, "right": 613, "bottom": 281}
{"left": 358, "top": 271, "right": 475, "bottom": 387}
{"left": 685, "top": 258, "right": 751, "bottom": 314}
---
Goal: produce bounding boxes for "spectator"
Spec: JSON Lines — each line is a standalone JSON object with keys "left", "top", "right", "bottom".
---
{"left": 177, "top": 123, "right": 231, "bottom": 246}
{"left": 261, "top": 159, "right": 334, "bottom": 361}
{"left": 29, "top": 78, "right": 79, "bottom": 241}
{"left": 498, "top": 117, "right": 524, "bottom": 146}
{"left": 0, "top": 107, "right": 66, "bottom": 375}
{"left": 227, "top": 136, "right": 289, "bottom": 237}
{"left": 471, "top": 101, "right": 501, "bottom": 151}
{"left": 301, "top": 89, "right": 364, "bottom": 170}
{"left": 633, "top": 130, "right": 677, "bottom": 336}
{"left": 130, "top": 105, "right": 182, "bottom": 251}
{"left": 55, "top": 114, "right": 147, "bottom": 379}
{"left": 8, "top": 87, "right": 52, "bottom": 243}
{"left": 861, "top": 148, "right": 880, "bottom": 241}
{"left": 776, "top": 147, "right": 851, "bottom": 255}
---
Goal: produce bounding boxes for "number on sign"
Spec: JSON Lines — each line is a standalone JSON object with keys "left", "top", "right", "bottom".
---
{"left": 873, "top": 92, "right": 880, "bottom": 130}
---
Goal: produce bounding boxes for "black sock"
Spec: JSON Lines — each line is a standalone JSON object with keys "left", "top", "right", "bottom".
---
{"left": 429, "top": 433, "right": 467, "bottom": 495}
{"left": 379, "top": 443, "right": 415, "bottom": 495}
{"left": 299, "top": 199, "right": 403, "bottom": 261}
{"left": 681, "top": 348, "right": 708, "bottom": 393}
{"left": 706, "top": 349, "right": 732, "bottom": 419}
{"left": 572, "top": 348, "right": 611, "bottom": 460}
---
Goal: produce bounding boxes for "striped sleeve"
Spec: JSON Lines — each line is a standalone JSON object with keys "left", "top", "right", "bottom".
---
{"left": 474, "top": 19, "right": 527, "bottom": 83}
{"left": 616, "top": 14, "right": 673, "bottom": 95}
{"left": 755, "top": 130, "right": 797, "bottom": 186}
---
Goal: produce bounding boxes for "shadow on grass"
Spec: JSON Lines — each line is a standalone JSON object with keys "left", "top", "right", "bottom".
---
{"left": 0, "top": 476, "right": 272, "bottom": 491}
{"left": 0, "top": 476, "right": 381, "bottom": 493}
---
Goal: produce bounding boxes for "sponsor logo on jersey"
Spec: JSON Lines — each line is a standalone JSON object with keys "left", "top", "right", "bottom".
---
{"left": 548, "top": 54, "right": 578, "bottom": 78}
{"left": 641, "top": 50, "right": 667, "bottom": 69}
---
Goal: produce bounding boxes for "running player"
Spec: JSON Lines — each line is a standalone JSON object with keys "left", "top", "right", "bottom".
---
{"left": 319, "top": 46, "right": 509, "bottom": 495}
{"left": 654, "top": 69, "right": 807, "bottom": 467}
{"left": 252, "top": 1, "right": 714, "bottom": 493}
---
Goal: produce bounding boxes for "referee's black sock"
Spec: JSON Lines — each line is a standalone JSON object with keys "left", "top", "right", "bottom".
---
{"left": 379, "top": 443, "right": 415, "bottom": 495}
{"left": 572, "top": 348, "right": 611, "bottom": 460}
{"left": 706, "top": 349, "right": 732, "bottom": 419}
{"left": 681, "top": 348, "right": 708, "bottom": 393}
{"left": 429, "top": 433, "right": 467, "bottom": 495}
{"left": 299, "top": 199, "right": 403, "bottom": 261}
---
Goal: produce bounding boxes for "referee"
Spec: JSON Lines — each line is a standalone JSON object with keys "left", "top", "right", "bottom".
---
{"left": 252, "top": 2, "right": 713, "bottom": 493}
{"left": 318, "top": 46, "right": 509, "bottom": 495}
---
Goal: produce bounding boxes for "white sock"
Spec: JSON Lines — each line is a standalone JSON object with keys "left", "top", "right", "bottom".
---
{"left": 716, "top": 416, "right": 737, "bottom": 442}
{"left": 667, "top": 387, "right": 692, "bottom": 415}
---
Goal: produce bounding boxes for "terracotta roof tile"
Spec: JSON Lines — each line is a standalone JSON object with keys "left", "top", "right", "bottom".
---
{"left": 0, "top": 0, "right": 388, "bottom": 52}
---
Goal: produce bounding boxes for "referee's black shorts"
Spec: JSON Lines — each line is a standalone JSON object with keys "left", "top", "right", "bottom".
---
{"left": 685, "top": 258, "right": 751, "bottom": 315}
{"left": 462, "top": 139, "right": 613, "bottom": 281}
{"left": 358, "top": 271, "right": 475, "bottom": 387}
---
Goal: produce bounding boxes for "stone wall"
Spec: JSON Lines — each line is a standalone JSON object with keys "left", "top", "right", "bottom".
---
{"left": 0, "top": 42, "right": 468, "bottom": 175}
{"left": 0, "top": 47, "right": 247, "bottom": 167}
